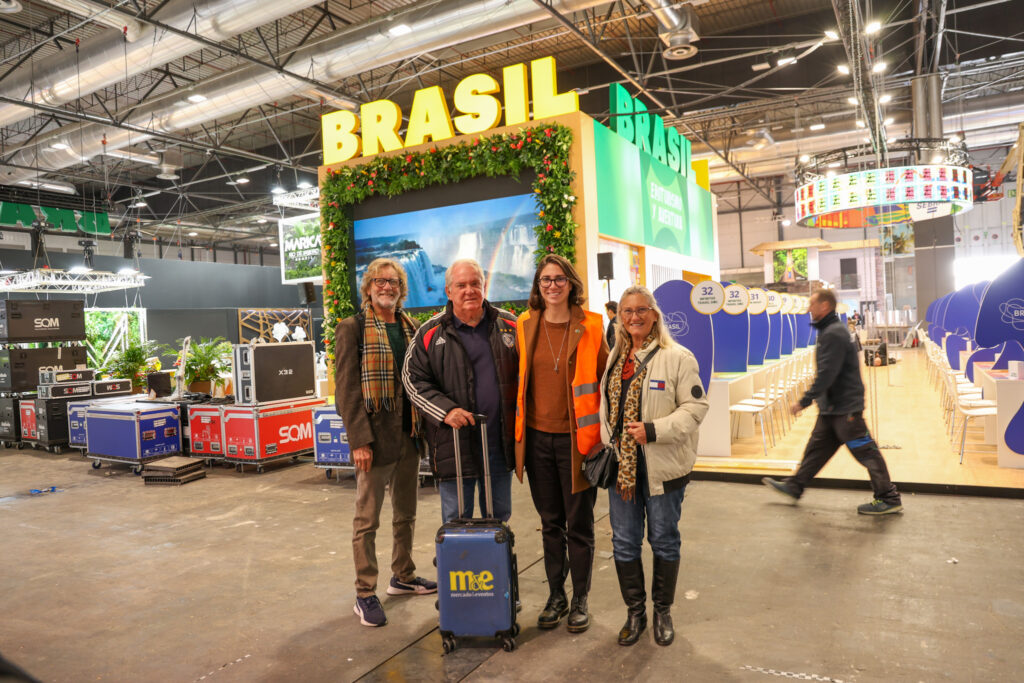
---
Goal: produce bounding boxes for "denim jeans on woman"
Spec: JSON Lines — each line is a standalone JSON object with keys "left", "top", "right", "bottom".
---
{"left": 607, "top": 453, "right": 687, "bottom": 562}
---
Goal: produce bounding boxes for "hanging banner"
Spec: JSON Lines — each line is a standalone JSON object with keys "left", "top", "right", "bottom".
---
{"left": 279, "top": 213, "right": 323, "bottom": 285}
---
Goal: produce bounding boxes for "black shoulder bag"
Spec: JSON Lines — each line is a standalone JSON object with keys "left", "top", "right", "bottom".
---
{"left": 583, "top": 347, "right": 659, "bottom": 489}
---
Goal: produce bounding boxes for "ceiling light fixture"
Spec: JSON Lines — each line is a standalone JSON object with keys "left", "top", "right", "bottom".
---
{"left": 879, "top": 94, "right": 892, "bottom": 104}
{"left": 187, "top": 93, "right": 207, "bottom": 103}
{"left": 257, "top": 218, "right": 268, "bottom": 224}
{"left": 948, "top": 134, "right": 961, "bottom": 144}
{"left": 799, "top": 154, "right": 810, "bottom": 163}
{"left": 782, "top": 219, "right": 792, "bottom": 227}
{"left": 188, "top": 231, "right": 198, "bottom": 237}
{"left": 776, "top": 55, "right": 797, "bottom": 67}
{"left": 825, "top": 30, "right": 838, "bottom": 40}
{"left": 828, "top": 161, "right": 842, "bottom": 168}
{"left": 235, "top": 176, "right": 249, "bottom": 184}
{"left": 50, "top": 142, "right": 70, "bottom": 150}
{"left": 883, "top": 117, "right": 894, "bottom": 125}
{"left": 269, "top": 242, "right": 278, "bottom": 247}
{"left": 809, "top": 123, "right": 826, "bottom": 131}
{"left": 872, "top": 61, "right": 887, "bottom": 73}
{"left": 865, "top": 21, "right": 881, "bottom": 34}
{"left": 751, "top": 61, "right": 771, "bottom": 72}
{"left": 297, "top": 180, "right": 313, "bottom": 189}
{"left": 855, "top": 120, "right": 865, "bottom": 128}
{"left": 68, "top": 265, "right": 93, "bottom": 275}
{"left": 388, "top": 23, "right": 412, "bottom": 36}
{"left": 837, "top": 64, "right": 850, "bottom": 75}
{"left": 130, "top": 200, "right": 148, "bottom": 208}
{"left": 271, "top": 185, "right": 286, "bottom": 195}
{"left": 847, "top": 96, "right": 858, "bottom": 105}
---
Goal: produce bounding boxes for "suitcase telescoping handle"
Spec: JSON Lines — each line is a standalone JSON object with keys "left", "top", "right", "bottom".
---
{"left": 451, "top": 413, "right": 492, "bottom": 520}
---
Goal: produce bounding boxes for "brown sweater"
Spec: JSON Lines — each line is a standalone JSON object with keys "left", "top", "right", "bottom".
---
{"left": 526, "top": 318, "right": 572, "bottom": 433}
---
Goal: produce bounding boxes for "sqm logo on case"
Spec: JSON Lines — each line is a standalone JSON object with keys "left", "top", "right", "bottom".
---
{"left": 33, "top": 317, "right": 60, "bottom": 329}
{"left": 448, "top": 570, "right": 494, "bottom": 593}
{"left": 279, "top": 423, "right": 312, "bottom": 444}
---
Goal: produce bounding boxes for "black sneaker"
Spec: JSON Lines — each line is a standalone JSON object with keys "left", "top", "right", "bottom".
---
{"left": 762, "top": 477, "right": 799, "bottom": 502}
{"left": 857, "top": 499, "right": 903, "bottom": 515}
{"left": 386, "top": 576, "right": 438, "bottom": 595}
{"left": 354, "top": 595, "right": 387, "bottom": 627}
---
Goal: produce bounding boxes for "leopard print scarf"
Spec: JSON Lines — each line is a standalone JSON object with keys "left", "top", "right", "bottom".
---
{"left": 606, "top": 331, "right": 658, "bottom": 501}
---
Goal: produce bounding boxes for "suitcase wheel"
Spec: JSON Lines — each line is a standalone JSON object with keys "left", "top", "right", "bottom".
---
{"left": 91, "top": 460, "right": 101, "bottom": 469}
{"left": 132, "top": 466, "right": 143, "bottom": 476}
{"left": 442, "top": 635, "right": 456, "bottom": 655}
{"left": 325, "top": 469, "right": 334, "bottom": 479}
{"left": 502, "top": 636, "right": 516, "bottom": 652}
{"left": 512, "top": 623, "right": 520, "bottom": 637}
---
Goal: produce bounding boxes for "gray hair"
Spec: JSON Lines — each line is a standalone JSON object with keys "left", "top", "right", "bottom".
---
{"left": 613, "top": 285, "right": 678, "bottom": 352}
{"left": 359, "top": 257, "right": 409, "bottom": 308}
{"left": 445, "top": 258, "right": 485, "bottom": 289}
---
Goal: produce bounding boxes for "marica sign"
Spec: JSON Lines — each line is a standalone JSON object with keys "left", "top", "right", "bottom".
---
{"left": 321, "top": 56, "right": 579, "bottom": 165}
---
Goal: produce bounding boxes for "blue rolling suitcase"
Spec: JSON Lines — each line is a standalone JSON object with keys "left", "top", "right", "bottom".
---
{"left": 435, "top": 415, "right": 519, "bottom": 653}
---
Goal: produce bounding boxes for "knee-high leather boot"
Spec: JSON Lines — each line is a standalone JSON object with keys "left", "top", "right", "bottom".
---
{"left": 652, "top": 556, "right": 680, "bottom": 646}
{"left": 614, "top": 559, "right": 646, "bottom": 646}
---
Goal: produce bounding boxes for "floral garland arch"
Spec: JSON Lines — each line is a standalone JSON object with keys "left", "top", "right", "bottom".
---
{"left": 320, "top": 123, "right": 578, "bottom": 359}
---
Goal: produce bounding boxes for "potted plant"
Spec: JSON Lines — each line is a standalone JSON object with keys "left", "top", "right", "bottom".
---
{"left": 178, "top": 337, "right": 233, "bottom": 394}
{"left": 104, "top": 340, "right": 162, "bottom": 392}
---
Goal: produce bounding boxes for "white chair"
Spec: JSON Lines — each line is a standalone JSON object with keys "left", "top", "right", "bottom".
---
{"left": 942, "top": 371, "right": 997, "bottom": 463}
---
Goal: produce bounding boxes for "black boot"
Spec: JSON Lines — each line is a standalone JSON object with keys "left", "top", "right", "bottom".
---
{"left": 537, "top": 589, "right": 569, "bottom": 629}
{"left": 652, "top": 556, "right": 680, "bottom": 646}
{"left": 614, "top": 559, "right": 646, "bottom": 646}
{"left": 566, "top": 593, "right": 589, "bottom": 633}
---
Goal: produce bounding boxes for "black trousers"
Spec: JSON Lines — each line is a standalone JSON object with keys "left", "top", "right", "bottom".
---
{"left": 789, "top": 412, "right": 901, "bottom": 504}
{"left": 524, "top": 427, "right": 598, "bottom": 596}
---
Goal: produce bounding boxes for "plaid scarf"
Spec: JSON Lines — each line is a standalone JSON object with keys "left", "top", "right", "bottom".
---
{"left": 360, "top": 303, "right": 420, "bottom": 436}
{"left": 607, "top": 331, "right": 658, "bottom": 501}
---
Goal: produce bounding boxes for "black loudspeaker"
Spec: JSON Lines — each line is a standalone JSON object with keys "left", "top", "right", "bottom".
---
{"left": 299, "top": 282, "right": 317, "bottom": 305}
{"left": 597, "top": 252, "right": 614, "bottom": 280}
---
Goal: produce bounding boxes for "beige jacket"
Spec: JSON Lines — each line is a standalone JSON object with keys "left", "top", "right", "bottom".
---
{"left": 599, "top": 340, "right": 709, "bottom": 496}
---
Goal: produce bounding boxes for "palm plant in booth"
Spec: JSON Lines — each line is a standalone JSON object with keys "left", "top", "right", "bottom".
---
{"left": 104, "top": 340, "right": 162, "bottom": 391}
{"left": 167, "top": 337, "right": 232, "bottom": 395}
{"left": 177, "top": 337, "right": 233, "bottom": 393}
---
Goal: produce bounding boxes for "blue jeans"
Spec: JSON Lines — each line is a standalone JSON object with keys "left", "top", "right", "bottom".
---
{"left": 439, "top": 448, "right": 512, "bottom": 523}
{"left": 608, "top": 477, "right": 687, "bottom": 562}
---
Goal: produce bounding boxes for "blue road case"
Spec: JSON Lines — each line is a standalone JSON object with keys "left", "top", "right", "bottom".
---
{"left": 68, "top": 397, "right": 144, "bottom": 449}
{"left": 85, "top": 402, "right": 181, "bottom": 473}
{"left": 312, "top": 405, "right": 350, "bottom": 479}
{"left": 435, "top": 416, "right": 518, "bottom": 653}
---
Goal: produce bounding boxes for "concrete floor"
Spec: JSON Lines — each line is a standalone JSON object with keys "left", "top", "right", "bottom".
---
{"left": 2, "top": 449, "right": 1024, "bottom": 683}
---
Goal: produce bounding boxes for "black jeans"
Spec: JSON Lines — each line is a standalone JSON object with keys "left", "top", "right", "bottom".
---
{"left": 524, "top": 427, "right": 597, "bottom": 596}
{"left": 788, "top": 412, "right": 901, "bottom": 505}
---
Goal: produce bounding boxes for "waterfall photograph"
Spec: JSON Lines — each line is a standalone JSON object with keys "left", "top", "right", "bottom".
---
{"left": 354, "top": 193, "right": 538, "bottom": 309}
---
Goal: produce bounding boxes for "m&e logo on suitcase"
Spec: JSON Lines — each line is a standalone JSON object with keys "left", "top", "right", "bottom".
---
{"left": 448, "top": 569, "right": 494, "bottom": 595}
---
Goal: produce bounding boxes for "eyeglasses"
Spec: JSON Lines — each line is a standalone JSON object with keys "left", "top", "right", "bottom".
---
{"left": 539, "top": 276, "right": 569, "bottom": 287}
{"left": 620, "top": 307, "right": 652, "bottom": 318}
{"left": 372, "top": 277, "right": 401, "bottom": 289}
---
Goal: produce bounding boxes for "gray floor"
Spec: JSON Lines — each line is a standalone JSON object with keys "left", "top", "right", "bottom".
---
{"left": 2, "top": 449, "right": 1023, "bottom": 683}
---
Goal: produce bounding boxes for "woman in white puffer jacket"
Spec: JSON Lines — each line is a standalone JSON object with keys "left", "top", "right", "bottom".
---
{"left": 598, "top": 285, "right": 709, "bottom": 649}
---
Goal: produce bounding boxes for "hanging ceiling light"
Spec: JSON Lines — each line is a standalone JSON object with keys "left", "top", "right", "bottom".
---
{"left": 837, "top": 64, "right": 850, "bottom": 75}
{"left": 864, "top": 21, "right": 882, "bottom": 34}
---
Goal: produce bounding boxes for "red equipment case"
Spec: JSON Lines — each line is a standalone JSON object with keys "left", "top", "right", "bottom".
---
{"left": 188, "top": 404, "right": 225, "bottom": 459}
{"left": 19, "top": 400, "right": 37, "bottom": 440}
{"left": 221, "top": 397, "right": 325, "bottom": 472}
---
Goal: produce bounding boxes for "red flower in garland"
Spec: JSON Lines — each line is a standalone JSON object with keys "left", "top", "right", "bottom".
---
{"left": 545, "top": 224, "right": 553, "bottom": 232}
{"left": 405, "top": 154, "right": 413, "bottom": 163}
{"left": 544, "top": 128, "right": 553, "bottom": 137}
{"left": 370, "top": 171, "right": 377, "bottom": 178}
{"left": 367, "top": 180, "right": 374, "bottom": 186}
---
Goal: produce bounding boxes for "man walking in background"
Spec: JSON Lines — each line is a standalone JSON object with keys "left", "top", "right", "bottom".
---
{"left": 762, "top": 288, "right": 903, "bottom": 515}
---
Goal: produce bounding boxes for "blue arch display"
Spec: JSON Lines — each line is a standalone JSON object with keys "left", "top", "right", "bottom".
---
{"left": 794, "top": 313, "right": 811, "bottom": 348}
{"left": 780, "top": 314, "right": 795, "bottom": 355}
{"left": 653, "top": 280, "right": 714, "bottom": 391}
{"left": 944, "top": 286, "right": 981, "bottom": 339}
{"left": 748, "top": 311, "right": 769, "bottom": 366}
{"left": 711, "top": 309, "right": 749, "bottom": 373}
{"left": 765, "top": 312, "right": 782, "bottom": 360}
{"left": 976, "top": 257, "right": 1024, "bottom": 349}
{"left": 965, "top": 345, "right": 1000, "bottom": 383}
{"left": 993, "top": 339, "right": 1024, "bottom": 370}
{"left": 945, "top": 334, "right": 970, "bottom": 371}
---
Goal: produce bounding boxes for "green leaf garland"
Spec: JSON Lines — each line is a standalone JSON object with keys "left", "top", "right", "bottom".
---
{"left": 320, "top": 123, "right": 577, "bottom": 361}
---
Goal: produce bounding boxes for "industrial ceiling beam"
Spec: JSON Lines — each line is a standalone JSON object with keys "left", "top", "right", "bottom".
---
{"left": 530, "top": 0, "right": 775, "bottom": 204}
{"left": 831, "top": 0, "right": 887, "bottom": 159}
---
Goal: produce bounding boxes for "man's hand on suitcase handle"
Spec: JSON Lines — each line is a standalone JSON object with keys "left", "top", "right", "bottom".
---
{"left": 353, "top": 445, "right": 373, "bottom": 472}
{"left": 444, "top": 408, "right": 477, "bottom": 429}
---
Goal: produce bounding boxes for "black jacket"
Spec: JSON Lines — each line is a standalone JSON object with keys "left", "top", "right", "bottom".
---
{"left": 402, "top": 300, "right": 519, "bottom": 481}
{"left": 799, "top": 311, "right": 865, "bottom": 415}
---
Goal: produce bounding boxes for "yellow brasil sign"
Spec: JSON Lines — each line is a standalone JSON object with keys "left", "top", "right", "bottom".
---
{"left": 321, "top": 56, "right": 579, "bottom": 165}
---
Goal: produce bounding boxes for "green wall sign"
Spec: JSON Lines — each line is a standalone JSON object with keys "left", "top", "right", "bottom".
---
{"left": 609, "top": 83, "right": 691, "bottom": 178}
{"left": 0, "top": 201, "right": 111, "bottom": 236}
